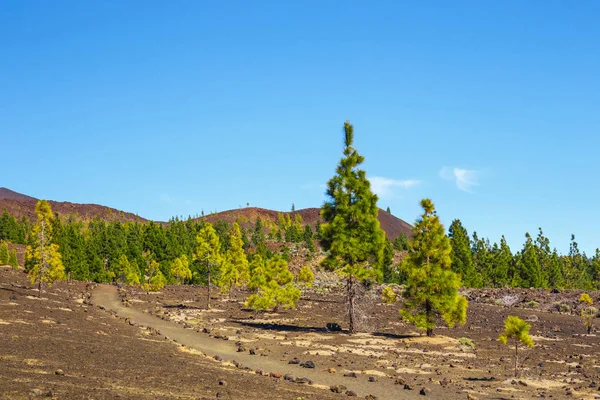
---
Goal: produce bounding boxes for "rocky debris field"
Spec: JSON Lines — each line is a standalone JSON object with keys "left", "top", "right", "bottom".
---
{"left": 122, "top": 283, "right": 600, "bottom": 399}
{"left": 0, "top": 267, "right": 340, "bottom": 400}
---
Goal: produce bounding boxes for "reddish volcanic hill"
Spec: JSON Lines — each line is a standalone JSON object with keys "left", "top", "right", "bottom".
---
{"left": 0, "top": 188, "right": 413, "bottom": 239}
{"left": 0, "top": 188, "right": 147, "bottom": 223}
{"left": 0, "top": 187, "right": 37, "bottom": 202}
{"left": 201, "top": 207, "right": 412, "bottom": 240}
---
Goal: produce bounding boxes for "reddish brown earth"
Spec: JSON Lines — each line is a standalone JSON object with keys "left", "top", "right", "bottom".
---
{"left": 120, "top": 284, "right": 600, "bottom": 400}
{"left": 0, "top": 268, "right": 341, "bottom": 400}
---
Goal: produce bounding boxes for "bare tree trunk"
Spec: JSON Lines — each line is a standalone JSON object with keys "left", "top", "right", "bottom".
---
{"left": 207, "top": 264, "right": 211, "bottom": 310}
{"left": 514, "top": 339, "right": 519, "bottom": 377}
{"left": 347, "top": 276, "right": 356, "bottom": 334}
{"left": 39, "top": 220, "right": 45, "bottom": 298}
{"left": 426, "top": 300, "right": 433, "bottom": 337}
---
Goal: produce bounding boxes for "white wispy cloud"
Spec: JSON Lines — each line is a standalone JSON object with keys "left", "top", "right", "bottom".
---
{"left": 439, "top": 167, "right": 479, "bottom": 193}
{"left": 369, "top": 176, "right": 420, "bottom": 198}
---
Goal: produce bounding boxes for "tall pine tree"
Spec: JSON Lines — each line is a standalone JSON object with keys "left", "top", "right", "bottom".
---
{"left": 401, "top": 199, "right": 468, "bottom": 336}
{"left": 25, "top": 201, "right": 65, "bottom": 297}
{"left": 448, "top": 219, "right": 477, "bottom": 287}
{"left": 320, "top": 121, "right": 386, "bottom": 333}
{"left": 193, "top": 223, "right": 223, "bottom": 309}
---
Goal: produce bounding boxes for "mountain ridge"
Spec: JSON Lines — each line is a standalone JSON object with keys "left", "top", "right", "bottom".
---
{"left": 0, "top": 188, "right": 412, "bottom": 239}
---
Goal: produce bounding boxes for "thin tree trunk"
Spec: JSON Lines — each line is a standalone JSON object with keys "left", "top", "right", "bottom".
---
{"left": 207, "top": 264, "right": 211, "bottom": 310}
{"left": 514, "top": 339, "right": 519, "bottom": 377}
{"left": 39, "top": 220, "right": 45, "bottom": 298}
{"left": 347, "top": 276, "right": 356, "bottom": 334}
{"left": 426, "top": 300, "right": 433, "bottom": 337}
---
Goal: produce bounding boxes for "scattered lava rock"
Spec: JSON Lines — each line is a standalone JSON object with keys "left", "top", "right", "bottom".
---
{"left": 300, "top": 360, "right": 315, "bottom": 369}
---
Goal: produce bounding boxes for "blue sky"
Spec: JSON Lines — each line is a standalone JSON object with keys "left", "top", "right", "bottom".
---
{"left": 1, "top": 1, "right": 599, "bottom": 254}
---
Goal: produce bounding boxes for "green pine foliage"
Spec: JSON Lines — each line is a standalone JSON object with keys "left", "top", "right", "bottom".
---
{"left": 25, "top": 201, "right": 66, "bottom": 297}
{"left": 8, "top": 249, "right": 18, "bottom": 269}
{"left": 171, "top": 255, "right": 192, "bottom": 284}
{"left": 0, "top": 241, "right": 8, "bottom": 265}
{"left": 246, "top": 255, "right": 300, "bottom": 312}
{"left": 113, "top": 254, "right": 140, "bottom": 285}
{"left": 400, "top": 199, "right": 468, "bottom": 336}
{"left": 393, "top": 232, "right": 409, "bottom": 252}
{"left": 297, "top": 265, "right": 314, "bottom": 288}
{"left": 320, "top": 121, "right": 386, "bottom": 333}
{"left": 449, "top": 220, "right": 477, "bottom": 286}
{"left": 498, "top": 316, "right": 535, "bottom": 377}
{"left": 193, "top": 223, "right": 223, "bottom": 309}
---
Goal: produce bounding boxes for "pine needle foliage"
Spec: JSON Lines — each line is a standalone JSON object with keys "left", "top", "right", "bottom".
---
{"left": 579, "top": 293, "right": 596, "bottom": 334}
{"left": 219, "top": 222, "right": 249, "bottom": 295}
{"left": 8, "top": 249, "right": 19, "bottom": 269}
{"left": 171, "top": 255, "right": 192, "bottom": 284}
{"left": 246, "top": 255, "right": 300, "bottom": 312}
{"left": 498, "top": 315, "right": 535, "bottom": 377}
{"left": 400, "top": 199, "right": 468, "bottom": 336}
{"left": 25, "top": 200, "right": 65, "bottom": 297}
{"left": 320, "top": 121, "right": 386, "bottom": 333}
{"left": 193, "top": 223, "right": 223, "bottom": 309}
{"left": 0, "top": 241, "right": 8, "bottom": 264}
{"left": 296, "top": 265, "right": 314, "bottom": 288}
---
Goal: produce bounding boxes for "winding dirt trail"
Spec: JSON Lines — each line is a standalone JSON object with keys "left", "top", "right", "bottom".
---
{"left": 92, "top": 285, "right": 418, "bottom": 400}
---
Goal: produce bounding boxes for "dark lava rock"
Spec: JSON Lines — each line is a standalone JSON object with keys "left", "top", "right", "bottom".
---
{"left": 300, "top": 360, "right": 315, "bottom": 369}
{"left": 330, "top": 385, "right": 347, "bottom": 393}
{"left": 288, "top": 358, "right": 300, "bottom": 365}
{"left": 344, "top": 372, "right": 358, "bottom": 378}
{"left": 368, "top": 376, "right": 377, "bottom": 382}
{"left": 345, "top": 390, "right": 357, "bottom": 397}
{"left": 295, "top": 377, "right": 312, "bottom": 385}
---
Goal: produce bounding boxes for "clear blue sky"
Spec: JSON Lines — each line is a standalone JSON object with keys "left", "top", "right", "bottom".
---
{"left": 1, "top": 1, "right": 599, "bottom": 254}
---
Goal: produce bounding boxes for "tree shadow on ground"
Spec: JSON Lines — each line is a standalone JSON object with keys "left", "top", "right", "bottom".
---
{"left": 234, "top": 320, "right": 338, "bottom": 334}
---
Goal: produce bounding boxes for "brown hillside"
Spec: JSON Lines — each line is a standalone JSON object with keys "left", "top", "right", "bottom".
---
{"left": 0, "top": 187, "right": 37, "bottom": 201}
{"left": 0, "top": 198, "right": 148, "bottom": 223}
{"left": 201, "top": 207, "right": 412, "bottom": 240}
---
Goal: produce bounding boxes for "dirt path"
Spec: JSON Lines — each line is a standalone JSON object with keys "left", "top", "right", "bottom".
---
{"left": 92, "top": 285, "right": 419, "bottom": 400}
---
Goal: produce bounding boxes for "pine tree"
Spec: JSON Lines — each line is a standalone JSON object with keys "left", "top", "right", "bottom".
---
{"left": 490, "top": 236, "right": 511, "bottom": 287}
{"left": 113, "top": 254, "right": 140, "bottom": 285}
{"left": 25, "top": 200, "right": 65, "bottom": 297}
{"left": 386, "top": 207, "right": 391, "bottom": 214}
{"left": 193, "top": 223, "right": 223, "bottom": 309}
{"left": 171, "top": 255, "right": 192, "bottom": 284}
{"left": 448, "top": 220, "right": 476, "bottom": 287}
{"left": 0, "top": 241, "right": 8, "bottom": 265}
{"left": 546, "top": 249, "right": 565, "bottom": 289}
{"left": 245, "top": 255, "right": 300, "bottom": 312}
{"left": 393, "top": 233, "right": 409, "bottom": 251}
{"left": 297, "top": 265, "right": 314, "bottom": 288}
{"left": 472, "top": 234, "right": 491, "bottom": 287}
{"left": 498, "top": 316, "right": 535, "bottom": 377}
{"left": 516, "top": 233, "right": 543, "bottom": 288}
{"left": 219, "top": 222, "right": 249, "bottom": 296}
{"left": 146, "top": 268, "right": 166, "bottom": 291}
{"left": 534, "top": 228, "right": 551, "bottom": 288}
{"left": 8, "top": 249, "right": 18, "bottom": 269}
{"left": 248, "top": 254, "right": 267, "bottom": 292}
{"left": 320, "top": 121, "right": 386, "bottom": 333}
{"left": 401, "top": 199, "right": 468, "bottom": 336}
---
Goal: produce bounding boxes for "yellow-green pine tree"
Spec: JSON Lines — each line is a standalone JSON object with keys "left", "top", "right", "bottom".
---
{"left": 171, "top": 255, "right": 192, "bottom": 284}
{"left": 297, "top": 265, "right": 314, "bottom": 288}
{"left": 0, "top": 242, "right": 8, "bottom": 264}
{"left": 25, "top": 200, "right": 65, "bottom": 297}
{"left": 193, "top": 223, "right": 223, "bottom": 309}
{"left": 401, "top": 199, "right": 468, "bottom": 336}
{"left": 220, "top": 222, "right": 249, "bottom": 296}
{"left": 8, "top": 249, "right": 19, "bottom": 269}
{"left": 246, "top": 255, "right": 300, "bottom": 312}
{"left": 498, "top": 316, "right": 535, "bottom": 376}
{"left": 579, "top": 293, "right": 597, "bottom": 334}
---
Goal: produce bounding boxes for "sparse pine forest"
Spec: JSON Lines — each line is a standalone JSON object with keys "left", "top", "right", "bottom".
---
{"left": 1, "top": 121, "right": 600, "bottom": 317}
